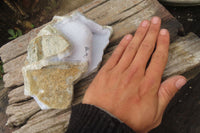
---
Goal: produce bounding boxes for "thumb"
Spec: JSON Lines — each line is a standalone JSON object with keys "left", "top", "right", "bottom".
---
{"left": 158, "top": 75, "right": 187, "bottom": 114}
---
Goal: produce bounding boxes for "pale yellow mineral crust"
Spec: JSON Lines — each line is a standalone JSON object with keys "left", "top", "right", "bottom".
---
{"left": 26, "top": 64, "right": 82, "bottom": 109}
{"left": 23, "top": 60, "right": 88, "bottom": 109}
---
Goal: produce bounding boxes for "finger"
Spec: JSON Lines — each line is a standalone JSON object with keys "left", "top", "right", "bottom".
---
{"left": 130, "top": 16, "right": 161, "bottom": 71}
{"left": 145, "top": 29, "right": 170, "bottom": 85}
{"left": 103, "top": 34, "right": 133, "bottom": 70}
{"left": 116, "top": 20, "right": 150, "bottom": 71}
{"left": 158, "top": 75, "right": 187, "bottom": 115}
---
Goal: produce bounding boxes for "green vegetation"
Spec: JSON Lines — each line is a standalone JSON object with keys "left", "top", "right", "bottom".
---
{"left": 31, "top": 24, "right": 35, "bottom": 28}
{"left": 8, "top": 28, "right": 22, "bottom": 40}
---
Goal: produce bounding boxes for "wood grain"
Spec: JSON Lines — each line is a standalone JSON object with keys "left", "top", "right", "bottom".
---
{"left": 6, "top": 99, "right": 40, "bottom": 127}
{"left": 164, "top": 32, "right": 200, "bottom": 79}
{"left": 8, "top": 86, "right": 31, "bottom": 104}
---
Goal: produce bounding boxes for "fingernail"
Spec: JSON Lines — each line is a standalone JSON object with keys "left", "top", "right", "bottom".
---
{"left": 176, "top": 78, "right": 187, "bottom": 89}
{"left": 141, "top": 20, "right": 148, "bottom": 27}
{"left": 160, "top": 29, "right": 168, "bottom": 35}
{"left": 152, "top": 16, "right": 160, "bottom": 24}
{"left": 125, "top": 34, "right": 132, "bottom": 40}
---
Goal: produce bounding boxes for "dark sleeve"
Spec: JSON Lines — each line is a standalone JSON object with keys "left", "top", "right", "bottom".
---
{"left": 66, "top": 103, "right": 135, "bottom": 133}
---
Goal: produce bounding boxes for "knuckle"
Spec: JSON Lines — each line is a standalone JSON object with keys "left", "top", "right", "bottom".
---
{"left": 111, "top": 49, "right": 121, "bottom": 59}
{"left": 131, "top": 94, "right": 142, "bottom": 104}
{"left": 162, "top": 86, "right": 174, "bottom": 100}
{"left": 129, "top": 65, "right": 140, "bottom": 75}
{"left": 127, "top": 43, "right": 136, "bottom": 51}
{"left": 153, "top": 51, "right": 168, "bottom": 63}
{"left": 122, "top": 65, "right": 141, "bottom": 85}
{"left": 112, "top": 51, "right": 120, "bottom": 59}
{"left": 141, "top": 42, "right": 153, "bottom": 51}
{"left": 147, "top": 77, "right": 158, "bottom": 87}
{"left": 148, "top": 78, "right": 157, "bottom": 88}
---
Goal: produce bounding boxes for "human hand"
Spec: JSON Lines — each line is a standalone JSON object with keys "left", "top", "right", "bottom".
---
{"left": 82, "top": 17, "right": 187, "bottom": 133}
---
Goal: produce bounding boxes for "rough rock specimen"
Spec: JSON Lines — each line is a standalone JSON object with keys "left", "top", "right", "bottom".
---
{"left": 22, "top": 12, "right": 112, "bottom": 109}
{"left": 27, "top": 35, "right": 71, "bottom": 64}
{"left": 23, "top": 61, "right": 87, "bottom": 109}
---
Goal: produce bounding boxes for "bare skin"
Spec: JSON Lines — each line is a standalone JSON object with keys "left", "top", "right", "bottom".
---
{"left": 82, "top": 17, "right": 187, "bottom": 133}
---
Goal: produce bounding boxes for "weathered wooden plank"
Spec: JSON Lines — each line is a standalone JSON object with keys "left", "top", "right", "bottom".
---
{"left": 3, "top": 54, "right": 26, "bottom": 88}
{"left": 3, "top": 70, "right": 24, "bottom": 88}
{"left": 77, "top": 0, "right": 107, "bottom": 13}
{"left": 3, "top": 54, "right": 26, "bottom": 74}
{"left": 84, "top": 0, "right": 145, "bottom": 24}
{"left": 8, "top": 86, "right": 31, "bottom": 104}
{"left": 11, "top": 94, "right": 84, "bottom": 133}
{"left": 27, "top": 109, "right": 67, "bottom": 124}
{"left": 13, "top": 111, "right": 71, "bottom": 133}
{"left": 6, "top": 99, "right": 40, "bottom": 127}
{"left": 164, "top": 32, "right": 200, "bottom": 79}
{"left": 6, "top": 92, "right": 83, "bottom": 132}
{"left": 0, "top": 86, "right": 11, "bottom": 133}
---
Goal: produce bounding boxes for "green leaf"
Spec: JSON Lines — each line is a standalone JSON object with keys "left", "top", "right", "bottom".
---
{"left": 8, "top": 37, "right": 14, "bottom": 40}
{"left": 15, "top": 32, "right": 18, "bottom": 37}
{"left": 16, "top": 29, "right": 22, "bottom": 36}
{"left": 8, "top": 29, "right": 15, "bottom": 36}
{"left": 31, "top": 24, "right": 34, "bottom": 28}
